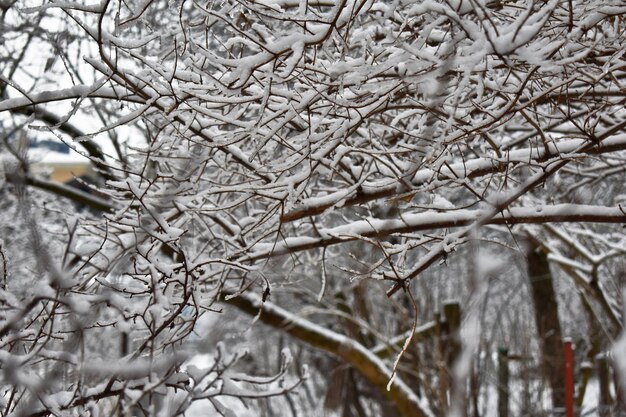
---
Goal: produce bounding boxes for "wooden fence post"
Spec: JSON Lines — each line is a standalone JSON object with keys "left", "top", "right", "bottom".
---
{"left": 563, "top": 340, "right": 574, "bottom": 417}
{"left": 443, "top": 302, "right": 461, "bottom": 366}
{"left": 596, "top": 353, "right": 611, "bottom": 417}
{"left": 443, "top": 302, "right": 462, "bottom": 414}
{"left": 497, "top": 347, "right": 509, "bottom": 417}
{"left": 434, "top": 311, "right": 449, "bottom": 412}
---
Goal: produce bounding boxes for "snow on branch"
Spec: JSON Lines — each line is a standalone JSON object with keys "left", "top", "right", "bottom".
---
{"left": 225, "top": 291, "right": 434, "bottom": 417}
{"left": 0, "top": 85, "right": 144, "bottom": 112}
{"left": 245, "top": 204, "right": 626, "bottom": 262}
{"left": 281, "top": 134, "right": 626, "bottom": 223}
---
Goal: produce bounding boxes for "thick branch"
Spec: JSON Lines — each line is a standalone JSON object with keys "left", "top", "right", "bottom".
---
{"left": 245, "top": 204, "right": 626, "bottom": 262}
{"left": 0, "top": 85, "right": 144, "bottom": 112}
{"left": 18, "top": 173, "right": 115, "bottom": 212}
{"left": 281, "top": 135, "right": 626, "bottom": 223}
{"left": 226, "top": 292, "right": 433, "bottom": 417}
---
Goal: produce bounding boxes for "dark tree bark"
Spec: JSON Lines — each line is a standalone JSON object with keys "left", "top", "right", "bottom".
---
{"left": 527, "top": 246, "right": 566, "bottom": 410}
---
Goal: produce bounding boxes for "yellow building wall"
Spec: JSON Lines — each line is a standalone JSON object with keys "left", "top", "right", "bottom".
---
{"left": 32, "top": 162, "right": 93, "bottom": 183}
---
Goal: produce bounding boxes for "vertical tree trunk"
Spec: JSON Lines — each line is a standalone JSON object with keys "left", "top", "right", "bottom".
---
{"left": 527, "top": 246, "right": 566, "bottom": 410}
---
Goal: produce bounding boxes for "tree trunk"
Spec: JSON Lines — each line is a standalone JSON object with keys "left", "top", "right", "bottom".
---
{"left": 527, "top": 246, "right": 566, "bottom": 410}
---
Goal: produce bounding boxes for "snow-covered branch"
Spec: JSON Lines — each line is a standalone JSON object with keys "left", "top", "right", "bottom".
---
{"left": 225, "top": 291, "right": 434, "bottom": 417}
{"left": 245, "top": 204, "right": 626, "bottom": 262}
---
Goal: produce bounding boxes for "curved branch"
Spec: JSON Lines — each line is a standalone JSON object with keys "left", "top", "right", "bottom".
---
{"left": 225, "top": 291, "right": 433, "bottom": 417}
